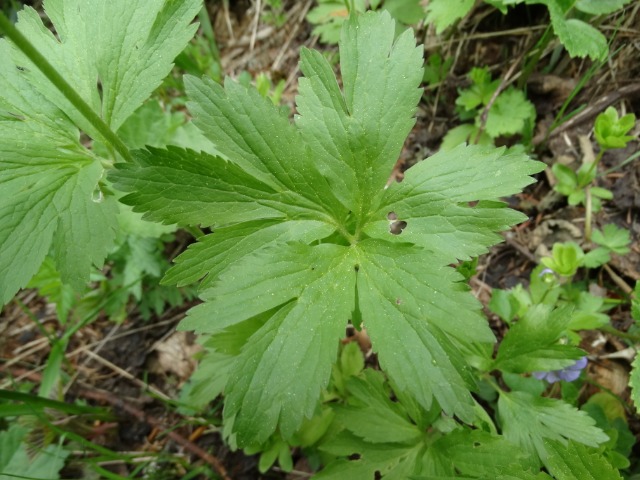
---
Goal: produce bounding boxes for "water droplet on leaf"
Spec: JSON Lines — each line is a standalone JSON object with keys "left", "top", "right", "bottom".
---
{"left": 91, "top": 186, "right": 104, "bottom": 203}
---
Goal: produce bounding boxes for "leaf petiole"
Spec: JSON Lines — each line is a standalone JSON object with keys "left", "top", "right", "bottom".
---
{"left": 0, "top": 11, "right": 132, "bottom": 163}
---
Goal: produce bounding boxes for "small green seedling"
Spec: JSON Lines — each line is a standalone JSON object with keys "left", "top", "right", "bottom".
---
{"left": 237, "top": 71, "right": 287, "bottom": 107}
{"left": 595, "top": 106, "right": 636, "bottom": 150}
{"left": 423, "top": 52, "right": 453, "bottom": 87}
{"left": 262, "top": 0, "right": 287, "bottom": 27}
{"left": 441, "top": 66, "right": 535, "bottom": 149}
{"left": 552, "top": 161, "right": 613, "bottom": 212}
{"left": 553, "top": 106, "right": 636, "bottom": 240}
{"left": 541, "top": 242, "right": 585, "bottom": 277}
{"left": 540, "top": 226, "right": 631, "bottom": 275}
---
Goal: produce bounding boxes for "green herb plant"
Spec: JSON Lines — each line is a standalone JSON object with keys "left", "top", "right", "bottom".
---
{"left": 491, "top": 222, "right": 631, "bottom": 337}
{"left": 0, "top": 2, "right": 630, "bottom": 478}
{"left": 488, "top": 237, "right": 637, "bottom": 472}
{"left": 262, "top": 0, "right": 287, "bottom": 27}
{"left": 422, "top": 52, "right": 453, "bottom": 88}
{"left": 237, "top": 70, "right": 287, "bottom": 108}
{"left": 552, "top": 106, "right": 636, "bottom": 241}
{"left": 441, "top": 66, "right": 536, "bottom": 150}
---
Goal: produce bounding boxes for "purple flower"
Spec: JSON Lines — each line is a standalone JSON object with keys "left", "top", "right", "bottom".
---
{"left": 532, "top": 357, "right": 588, "bottom": 383}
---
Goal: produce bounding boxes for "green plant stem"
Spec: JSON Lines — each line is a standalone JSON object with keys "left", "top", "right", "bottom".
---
{"left": 482, "top": 374, "right": 504, "bottom": 394}
{"left": 0, "top": 11, "right": 132, "bottom": 163}
{"left": 583, "top": 149, "right": 605, "bottom": 242}
{"left": 583, "top": 148, "right": 606, "bottom": 181}
{"left": 184, "top": 225, "right": 206, "bottom": 239}
{"left": 599, "top": 324, "right": 640, "bottom": 343}
{"left": 584, "top": 185, "right": 593, "bottom": 242}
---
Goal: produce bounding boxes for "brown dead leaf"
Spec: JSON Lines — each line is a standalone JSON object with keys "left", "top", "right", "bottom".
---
{"left": 591, "top": 359, "right": 629, "bottom": 396}
{"left": 148, "top": 331, "right": 201, "bottom": 383}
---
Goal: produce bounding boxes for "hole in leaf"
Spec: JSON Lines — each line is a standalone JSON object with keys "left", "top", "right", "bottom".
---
{"left": 387, "top": 211, "right": 397, "bottom": 220}
{"left": 348, "top": 453, "right": 361, "bottom": 460}
{"left": 395, "top": 298, "right": 401, "bottom": 305}
{"left": 389, "top": 220, "right": 407, "bottom": 235}
{"left": 473, "top": 441, "right": 482, "bottom": 447}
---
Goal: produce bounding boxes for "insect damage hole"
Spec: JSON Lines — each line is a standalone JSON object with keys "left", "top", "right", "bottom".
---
{"left": 387, "top": 211, "right": 407, "bottom": 235}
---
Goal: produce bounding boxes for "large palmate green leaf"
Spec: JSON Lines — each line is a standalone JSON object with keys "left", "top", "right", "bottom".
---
{"left": 111, "top": 11, "right": 543, "bottom": 446}
{"left": 0, "top": 0, "right": 200, "bottom": 304}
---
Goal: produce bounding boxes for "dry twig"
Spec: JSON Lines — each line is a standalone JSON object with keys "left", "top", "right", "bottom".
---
{"left": 80, "top": 388, "right": 232, "bottom": 480}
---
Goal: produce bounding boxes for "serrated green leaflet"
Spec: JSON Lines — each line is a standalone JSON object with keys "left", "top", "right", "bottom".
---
{"left": 320, "top": 371, "right": 537, "bottom": 478}
{"left": 543, "top": 439, "right": 623, "bottom": 480}
{"left": 425, "top": 0, "right": 475, "bottom": 33}
{"left": 185, "top": 75, "right": 346, "bottom": 219}
{"left": 354, "top": 239, "right": 484, "bottom": 421}
{"left": 333, "top": 371, "right": 422, "bottom": 444}
{"left": 363, "top": 144, "right": 541, "bottom": 261}
{"left": 0, "top": 0, "right": 200, "bottom": 304}
{"left": 0, "top": 424, "right": 68, "bottom": 480}
{"left": 216, "top": 243, "right": 357, "bottom": 444}
{"left": 17, "top": 0, "right": 201, "bottom": 134}
{"left": 498, "top": 390, "right": 609, "bottom": 460}
{"left": 537, "top": 0, "right": 608, "bottom": 60}
{"left": 420, "top": 429, "right": 538, "bottom": 478}
{"left": 493, "top": 305, "right": 586, "bottom": 373}
{"left": 629, "top": 354, "right": 640, "bottom": 411}
{"left": 318, "top": 430, "right": 424, "bottom": 479}
{"left": 112, "top": 146, "right": 320, "bottom": 228}
{"left": 297, "top": 11, "right": 423, "bottom": 219}
{"left": 111, "top": 10, "right": 543, "bottom": 445}
{"left": 0, "top": 36, "right": 116, "bottom": 300}
{"left": 163, "top": 220, "right": 333, "bottom": 289}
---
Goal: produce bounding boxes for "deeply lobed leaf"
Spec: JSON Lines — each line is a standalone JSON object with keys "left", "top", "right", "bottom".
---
{"left": 0, "top": 0, "right": 200, "bottom": 303}
{"left": 111, "top": 11, "right": 543, "bottom": 445}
